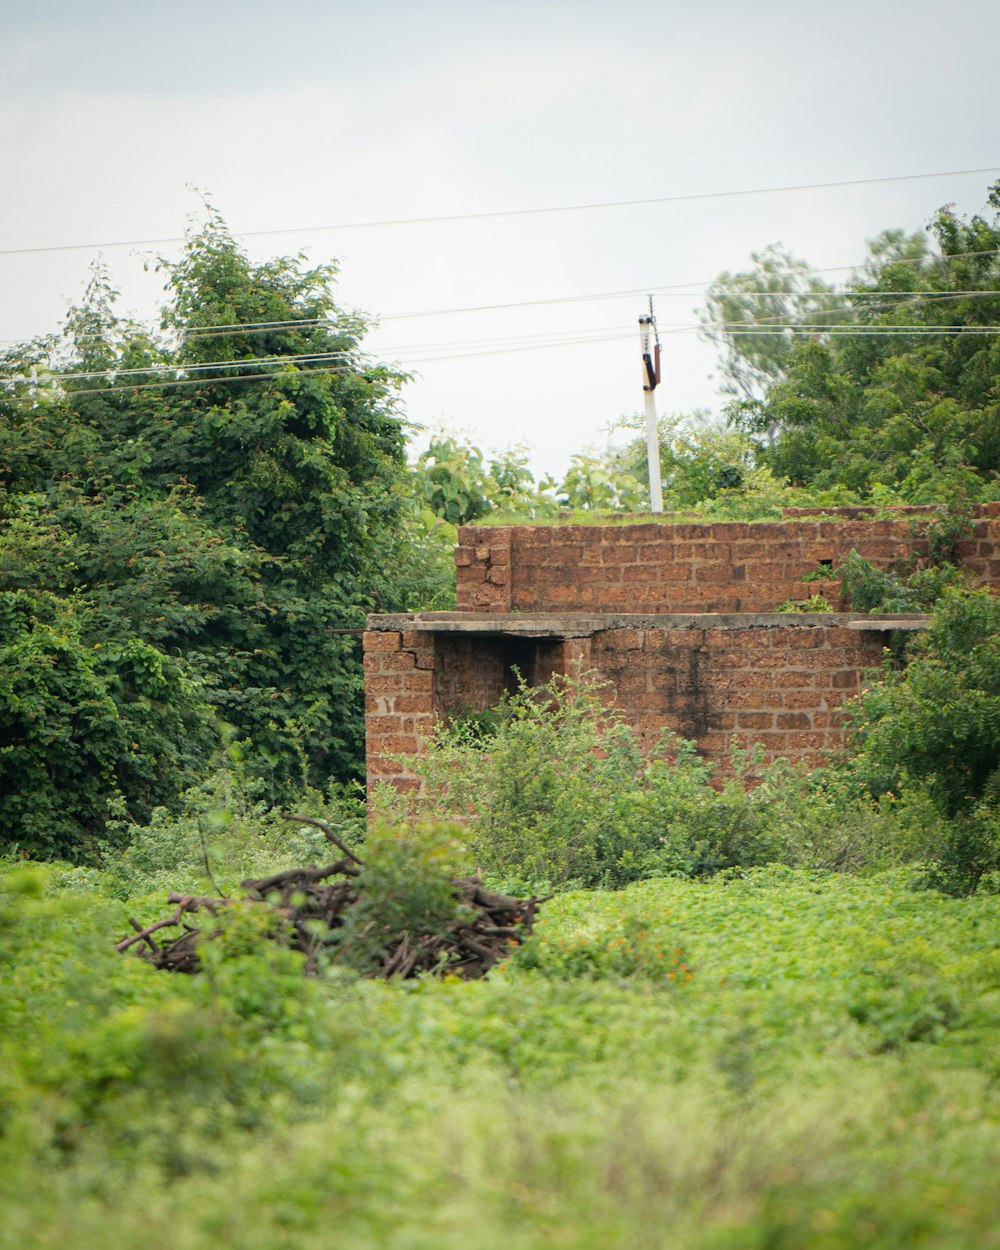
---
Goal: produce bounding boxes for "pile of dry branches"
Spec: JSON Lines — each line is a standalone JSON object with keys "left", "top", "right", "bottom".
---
{"left": 116, "top": 814, "right": 545, "bottom": 980}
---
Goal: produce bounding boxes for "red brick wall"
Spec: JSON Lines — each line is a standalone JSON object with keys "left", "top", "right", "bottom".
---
{"left": 364, "top": 616, "right": 890, "bottom": 788}
{"left": 589, "top": 620, "right": 885, "bottom": 767}
{"left": 455, "top": 507, "right": 1000, "bottom": 614}
{"left": 454, "top": 528, "right": 512, "bottom": 611}
{"left": 364, "top": 629, "right": 590, "bottom": 789}
{"left": 363, "top": 629, "right": 436, "bottom": 793}
{"left": 367, "top": 505, "right": 1000, "bottom": 791}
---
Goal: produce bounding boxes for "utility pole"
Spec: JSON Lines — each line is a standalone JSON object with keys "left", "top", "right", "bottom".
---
{"left": 639, "top": 297, "right": 663, "bottom": 513}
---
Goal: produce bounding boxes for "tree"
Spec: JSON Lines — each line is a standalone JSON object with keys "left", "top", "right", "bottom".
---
{"left": 699, "top": 243, "right": 850, "bottom": 401}
{"left": 848, "top": 589, "right": 1000, "bottom": 893}
{"left": 614, "top": 411, "right": 755, "bottom": 509}
{"left": 0, "top": 212, "right": 408, "bottom": 855}
{"left": 555, "top": 452, "right": 646, "bottom": 512}
{"left": 411, "top": 434, "right": 558, "bottom": 524}
{"left": 733, "top": 185, "right": 1000, "bottom": 501}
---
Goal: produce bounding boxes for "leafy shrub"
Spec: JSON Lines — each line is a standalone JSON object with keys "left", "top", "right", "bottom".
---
{"left": 834, "top": 548, "right": 969, "bottom": 613}
{"left": 99, "top": 764, "right": 366, "bottom": 899}
{"left": 330, "top": 823, "right": 471, "bottom": 974}
{"left": 0, "top": 588, "right": 218, "bottom": 861}
{"left": 775, "top": 593, "right": 835, "bottom": 613}
{"left": 516, "top": 912, "right": 694, "bottom": 986}
{"left": 847, "top": 588, "right": 1000, "bottom": 892}
{"left": 849, "top": 589, "right": 1000, "bottom": 812}
{"left": 376, "top": 677, "right": 827, "bottom": 889}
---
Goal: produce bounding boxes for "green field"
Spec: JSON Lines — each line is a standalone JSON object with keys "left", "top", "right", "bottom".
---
{"left": 3, "top": 862, "right": 999, "bottom": 1250}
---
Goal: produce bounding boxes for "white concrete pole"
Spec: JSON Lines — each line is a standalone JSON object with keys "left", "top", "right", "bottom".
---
{"left": 639, "top": 313, "right": 664, "bottom": 513}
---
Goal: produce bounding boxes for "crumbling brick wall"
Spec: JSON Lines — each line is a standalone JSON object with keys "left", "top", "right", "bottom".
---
{"left": 362, "top": 629, "right": 436, "bottom": 793}
{"left": 366, "top": 505, "right": 1000, "bottom": 793}
{"left": 364, "top": 615, "right": 888, "bottom": 788}
{"left": 455, "top": 506, "right": 1000, "bottom": 614}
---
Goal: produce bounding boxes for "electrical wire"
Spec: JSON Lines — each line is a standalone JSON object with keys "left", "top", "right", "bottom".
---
{"left": 6, "top": 289, "right": 1000, "bottom": 387}
{"left": 705, "top": 327, "right": 1000, "bottom": 336}
{"left": 0, "top": 326, "right": 642, "bottom": 388}
{"left": 3, "top": 248, "right": 997, "bottom": 349}
{"left": 2, "top": 166, "right": 998, "bottom": 258}
{"left": 375, "top": 252, "right": 1000, "bottom": 322}
{"left": 0, "top": 332, "right": 641, "bottom": 400}
{"left": 7, "top": 322, "right": 1000, "bottom": 404}
{"left": 4, "top": 350, "right": 360, "bottom": 386}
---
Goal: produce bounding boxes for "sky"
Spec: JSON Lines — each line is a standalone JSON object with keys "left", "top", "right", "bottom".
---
{"left": 1, "top": 0, "right": 998, "bottom": 477}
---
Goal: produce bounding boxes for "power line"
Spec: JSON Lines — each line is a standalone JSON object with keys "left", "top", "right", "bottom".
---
{"left": 6, "top": 285, "right": 1000, "bottom": 386}
{"left": 2, "top": 165, "right": 998, "bottom": 259}
{"left": 7, "top": 324, "right": 1000, "bottom": 404}
{"left": 0, "top": 364, "right": 363, "bottom": 398}
{"left": 3, "top": 248, "right": 998, "bottom": 348}
{"left": 0, "top": 325, "right": 640, "bottom": 387}
{"left": 0, "top": 284, "right": 986, "bottom": 352}
{"left": 6, "top": 351, "right": 360, "bottom": 386}
{"left": 0, "top": 334, "right": 638, "bottom": 401}
{"left": 707, "top": 325, "right": 1000, "bottom": 333}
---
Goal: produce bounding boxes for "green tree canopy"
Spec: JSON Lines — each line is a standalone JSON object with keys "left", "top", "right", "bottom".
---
{"left": 725, "top": 186, "right": 1000, "bottom": 501}
{"left": 0, "top": 213, "right": 407, "bottom": 855}
{"left": 699, "top": 243, "right": 851, "bottom": 401}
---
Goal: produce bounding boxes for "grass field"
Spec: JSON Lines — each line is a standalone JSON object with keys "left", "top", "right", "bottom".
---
{"left": 2, "top": 863, "right": 999, "bottom": 1249}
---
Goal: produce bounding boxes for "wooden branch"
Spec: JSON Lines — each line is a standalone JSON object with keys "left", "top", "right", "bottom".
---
{"left": 129, "top": 916, "right": 159, "bottom": 953}
{"left": 117, "top": 822, "right": 545, "bottom": 981}
{"left": 279, "top": 813, "right": 365, "bottom": 866}
{"left": 242, "top": 861, "right": 357, "bottom": 894}
{"left": 115, "top": 902, "right": 190, "bottom": 952}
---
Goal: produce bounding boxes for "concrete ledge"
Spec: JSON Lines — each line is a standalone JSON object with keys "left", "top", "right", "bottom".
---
{"left": 846, "top": 617, "right": 931, "bottom": 631}
{"left": 366, "top": 611, "right": 932, "bottom": 636}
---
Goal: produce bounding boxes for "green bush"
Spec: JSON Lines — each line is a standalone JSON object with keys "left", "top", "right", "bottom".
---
{"left": 846, "top": 588, "right": 1000, "bottom": 893}
{"left": 375, "top": 677, "right": 840, "bottom": 890}
{"left": 330, "top": 823, "right": 471, "bottom": 974}
{"left": 99, "top": 764, "right": 366, "bottom": 900}
{"left": 0, "top": 589, "right": 218, "bottom": 860}
{"left": 2, "top": 862, "right": 999, "bottom": 1248}
{"left": 516, "top": 910, "right": 694, "bottom": 986}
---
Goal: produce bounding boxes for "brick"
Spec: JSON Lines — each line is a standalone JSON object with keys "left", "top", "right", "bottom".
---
{"left": 396, "top": 670, "right": 434, "bottom": 693}
{"left": 622, "top": 563, "right": 662, "bottom": 583}
{"left": 363, "top": 630, "right": 402, "bottom": 652}
{"left": 780, "top": 690, "right": 821, "bottom": 709}
{"left": 606, "top": 629, "right": 645, "bottom": 651}
{"left": 393, "top": 693, "right": 434, "bottom": 713}
{"left": 602, "top": 544, "right": 639, "bottom": 564}
{"left": 782, "top": 731, "right": 828, "bottom": 751}
{"left": 832, "top": 670, "right": 860, "bottom": 689}
{"left": 367, "top": 733, "right": 421, "bottom": 755}
{"left": 366, "top": 757, "right": 405, "bottom": 777}
{"left": 773, "top": 670, "right": 815, "bottom": 688}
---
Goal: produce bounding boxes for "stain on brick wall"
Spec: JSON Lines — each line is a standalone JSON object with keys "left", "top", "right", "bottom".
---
{"left": 588, "top": 619, "right": 885, "bottom": 763}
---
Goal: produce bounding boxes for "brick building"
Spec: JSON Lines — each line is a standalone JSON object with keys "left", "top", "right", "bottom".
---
{"left": 364, "top": 506, "right": 1000, "bottom": 791}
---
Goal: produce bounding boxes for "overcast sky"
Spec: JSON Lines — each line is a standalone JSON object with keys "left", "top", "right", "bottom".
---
{"left": 2, "top": 0, "right": 998, "bottom": 476}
